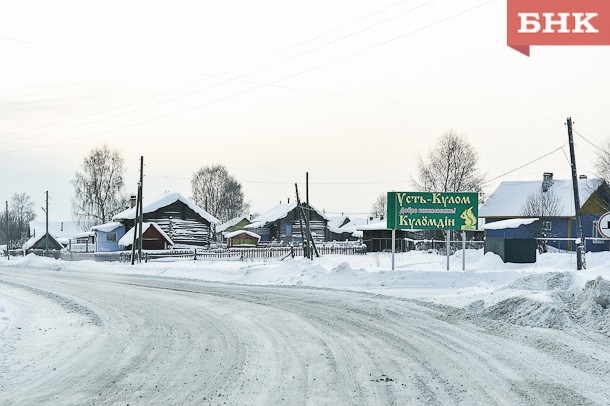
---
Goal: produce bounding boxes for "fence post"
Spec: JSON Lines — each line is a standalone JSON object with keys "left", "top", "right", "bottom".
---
{"left": 194, "top": 248, "right": 197, "bottom": 260}
{"left": 145, "top": 253, "right": 148, "bottom": 263}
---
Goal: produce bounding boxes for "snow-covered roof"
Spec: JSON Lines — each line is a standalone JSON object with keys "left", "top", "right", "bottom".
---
{"left": 216, "top": 216, "right": 250, "bottom": 233}
{"left": 356, "top": 219, "right": 389, "bottom": 231}
{"left": 337, "top": 217, "right": 370, "bottom": 233}
{"left": 245, "top": 201, "right": 328, "bottom": 229}
{"left": 29, "top": 220, "right": 93, "bottom": 239}
{"left": 483, "top": 218, "right": 539, "bottom": 230}
{"left": 113, "top": 192, "right": 219, "bottom": 224}
{"left": 327, "top": 216, "right": 349, "bottom": 231}
{"left": 118, "top": 223, "right": 174, "bottom": 247}
{"left": 223, "top": 230, "right": 261, "bottom": 240}
{"left": 74, "top": 231, "right": 95, "bottom": 238}
{"left": 479, "top": 178, "right": 605, "bottom": 218}
{"left": 22, "top": 232, "right": 63, "bottom": 251}
{"left": 91, "top": 222, "right": 123, "bottom": 233}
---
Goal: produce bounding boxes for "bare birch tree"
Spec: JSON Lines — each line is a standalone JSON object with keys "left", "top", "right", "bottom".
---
{"left": 191, "top": 164, "right": 248, "bottom": 224}
{"left": 370, "top": 193, "right": 387, "bottom": 218}
{"left": 10, "top": 193, "right": 36, "bottom": 247}
{"left": 71, "top": 145, "right": 127, "bottom": 225}
{"left": 595, "top": 137, "right": 610, "bottom": 184}
{"left": 520, "top": 187, "right": 563, "bottom": 253}
{"left": 412, "top": 131, "right": 485, "bottom": 194}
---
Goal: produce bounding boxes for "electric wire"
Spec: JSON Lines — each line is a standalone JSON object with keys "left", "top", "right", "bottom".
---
{"left": 0, "top": 0, "right": 428, "bottom": 140}
{"left": 0, "top": 0, "right": 499, "bottom": 155}
{"left": 483, "top": 144, "right": 567, "bottom": 185}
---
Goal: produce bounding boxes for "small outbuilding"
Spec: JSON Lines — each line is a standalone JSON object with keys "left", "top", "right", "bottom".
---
{"left": 22, "top": 232, "right": 64, "bottom": 256}
{"left": 118, "top": 222, "right": 174, "bottom": 251}
{"left": 483, "top": 218, "right": 539, "bottom": 263}
{"left": 224, "top": 230, "right": 261, "bottom": 248}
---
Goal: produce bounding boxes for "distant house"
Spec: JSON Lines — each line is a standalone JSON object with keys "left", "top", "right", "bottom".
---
{"left": 113, "top": 192, "right": 219, "bottom": 248}
{"left": 23, "top": 232, "right": 64, "bottom": 255}
{"left": 118, "top": 222, "right": 174, "bottom": 250}
{"left": 245, "top": 201, "right": 329, "bottom": 244}
{"left": 357, "top": 218, "right": 417, "bottom": 252}
{"left": 327, "top": 216, "right": 364, "bottom": 241}
{"left": 225, "top": 230, "right": 260, "bottom": 248}
{"left": 479, "top": 173, "right": 610, "bottom": 252}
{"left": 91, "top": 222, "right": 126, "bottom": 252}
{"left": 29, "top": 220, "right": 94, "bottom": 247}
{"left": 216, "top": 216, "right": 251, "bottom": 243}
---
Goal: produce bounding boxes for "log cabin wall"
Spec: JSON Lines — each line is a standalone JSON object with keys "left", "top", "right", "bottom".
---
{"left": 141, "top": 201, "right": 212, "bottom": 247}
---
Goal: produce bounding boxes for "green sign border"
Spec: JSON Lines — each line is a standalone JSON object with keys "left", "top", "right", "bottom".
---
{"left": 387, "top": 191, "right": 479, "bottom": 231}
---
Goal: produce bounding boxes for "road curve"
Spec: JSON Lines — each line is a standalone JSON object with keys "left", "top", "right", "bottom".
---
{"left": 1, "top": 268, "right": 609, "bottom": 405}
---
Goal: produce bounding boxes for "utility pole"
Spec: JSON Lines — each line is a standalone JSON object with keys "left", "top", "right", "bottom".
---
{"left": 137, "top": 156, "right": 144, "bottom": 263}
{"left": 5, "top": 201, "right": 9, "bottom": 260}
{"left": 295, "top": 183, "right": 308, "bottom": 258}
{"left": 131, "top": 157, "right": 144, "bottom": 265}
{"left": 45, "top": 191, "right": 49, "bottom": 258}
{"left": 567, "top": 117, "right": 585, "bottom": 270}
{"left": 305, "top": 173, "right": 312, "bottom": 259}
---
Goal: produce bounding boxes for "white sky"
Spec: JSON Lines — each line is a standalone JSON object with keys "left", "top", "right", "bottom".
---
{"left": 1, "top": 0, "right": 609, "bottom": 222}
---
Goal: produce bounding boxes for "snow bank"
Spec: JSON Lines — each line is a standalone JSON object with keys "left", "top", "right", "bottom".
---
{"left": 2, "top": 250, "right": 610, "bottom": 334}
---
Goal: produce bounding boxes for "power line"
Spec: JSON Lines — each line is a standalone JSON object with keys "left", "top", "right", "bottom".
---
{"left": 0, "top": 0, "right": 426, "bottom": 140}
{"left": 573, "top": 128, "right": 606, "bottom": 154}
{"left": 483, "top": 144, "right": 566, "bottom": 185}
{"left": 0, "top": 0, "right": 499, "bottom": 155}
{"left": 147, "top": 174, "right": 410, "bottom": 186}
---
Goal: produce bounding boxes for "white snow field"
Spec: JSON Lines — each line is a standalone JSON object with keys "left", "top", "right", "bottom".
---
{"left": 1, "top": 250, "right": 610, "bottom": 405}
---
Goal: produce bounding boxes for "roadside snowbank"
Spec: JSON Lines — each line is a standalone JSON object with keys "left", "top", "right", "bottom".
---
{"left": 1, "top": 250, "right": 609, "bottom": 334}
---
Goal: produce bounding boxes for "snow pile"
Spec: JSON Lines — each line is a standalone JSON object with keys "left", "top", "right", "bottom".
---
{"left": 468, "top": 272, "right": 610, "bottom": 335}
{"left": 572, "top": 277, "right": 610, "bottom": 335}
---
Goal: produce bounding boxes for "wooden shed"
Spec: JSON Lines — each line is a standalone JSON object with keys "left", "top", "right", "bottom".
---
{"left": 224, "top": 230, "right": 260, "bottom": 248}
{"left": 113, "top": 192, "right": 219, "bottom": 248}
{"left": 22, "top": 232, "right": 64, "bottom": 256}
{"left": 118, "top": 222, "right": 174, "bottom": 250}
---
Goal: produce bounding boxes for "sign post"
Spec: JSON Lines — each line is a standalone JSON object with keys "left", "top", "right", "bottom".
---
{"left": 387, "top": 191, "right": 479, "bottom": 271}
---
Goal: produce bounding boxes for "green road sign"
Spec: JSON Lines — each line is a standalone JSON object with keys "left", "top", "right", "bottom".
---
{"left": 387, "top": 191, "right": 478, "bottom": 231}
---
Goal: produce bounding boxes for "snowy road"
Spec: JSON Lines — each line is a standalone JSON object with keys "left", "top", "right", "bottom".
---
{"left": 1, "top": 268, "right": 609, "bottom": 405}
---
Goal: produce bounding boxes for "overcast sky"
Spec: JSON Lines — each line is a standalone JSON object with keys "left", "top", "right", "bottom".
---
{"left": 1, "top": 0, "right": 609, "bottom": 222}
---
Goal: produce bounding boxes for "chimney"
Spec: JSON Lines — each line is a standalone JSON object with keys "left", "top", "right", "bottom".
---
{"left": 579, "top": 174, "right": 588, "bottom": 179}
{"left": 130, "top": 194, "right": 137, "bottom": 208}
{"left": 542, "top": 172, "right": 554, "bottom": 192}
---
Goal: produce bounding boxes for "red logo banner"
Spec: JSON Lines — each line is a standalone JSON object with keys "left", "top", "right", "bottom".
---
{"left": 507, "top": 0, "right": 610, "bottom": 56}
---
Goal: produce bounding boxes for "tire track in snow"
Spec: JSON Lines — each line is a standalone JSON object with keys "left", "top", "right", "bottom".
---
{"left": 1, "top": 269, "right": 610, "bottom": 405}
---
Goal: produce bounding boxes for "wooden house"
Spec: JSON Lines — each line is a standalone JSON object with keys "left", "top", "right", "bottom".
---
{"left": 480, "top": 173, "right": 610, "bottom": 252}
{"left": 225, "top": 230, "right": 260, "bottom": 248}
{"left": 91, "top": 222, "right": 126, "bottom": 252}
{"left": 113, "top": 192, "right": 219, "bottom": 248}
{"left": 216, "top": 216, "right": 251, "bottom": 243}
{"left": 245, "top": 201, "right": 329, "bottom": 244}
{"left": 118, "top": 222, "right": 174, "bottom": 250}
{"left": 357, "top": 219, "right": 417, "bottom": 252}
{"left": 327, "top": 216, "right": 365, "bottom": 241}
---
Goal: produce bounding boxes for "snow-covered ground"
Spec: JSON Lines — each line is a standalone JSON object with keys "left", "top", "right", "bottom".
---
{"left": 2, "top": 249, "right": 609, "bottom": 336}
{"left": 2, "top": 250, "right": 610, "bottom": 404}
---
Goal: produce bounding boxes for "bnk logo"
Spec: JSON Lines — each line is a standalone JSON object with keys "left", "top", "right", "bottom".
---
{"left": 507, "top": 0, "right": 610, "bottom": 56}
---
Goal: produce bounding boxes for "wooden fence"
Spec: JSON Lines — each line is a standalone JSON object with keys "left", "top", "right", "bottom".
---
{"left": 119, "top": 245, "right": 367, "bottom": 263}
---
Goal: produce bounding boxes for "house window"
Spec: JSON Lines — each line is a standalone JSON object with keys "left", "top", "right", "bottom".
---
{"left": 592, "top": 221, "right": 604, "bottom": 244}
{"left": 541, "top": 221, "right": 552, "bottom": 231}
{"left": 106, "top": 232, "right": 117, "bottom": 242}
